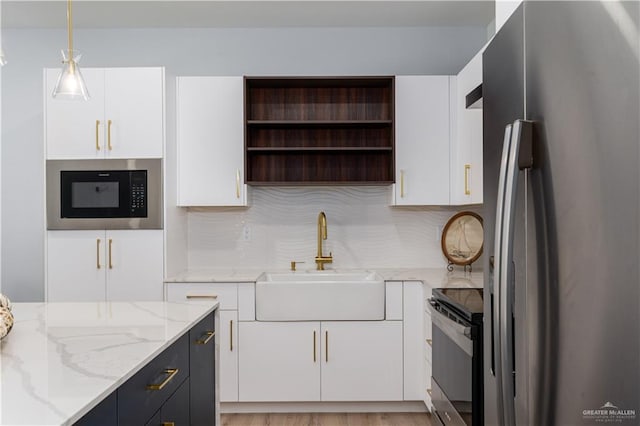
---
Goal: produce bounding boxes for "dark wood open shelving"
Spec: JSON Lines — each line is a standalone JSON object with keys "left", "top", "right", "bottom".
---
{"left": 245, "top": 76, "right": 395, "bottom": 185}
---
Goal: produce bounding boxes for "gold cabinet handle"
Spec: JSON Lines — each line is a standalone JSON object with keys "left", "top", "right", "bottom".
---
{"left": 95, "top": 120, "right": 101, "bottom": 151}
{"left": 236, "top": 169, "right": 241, "bottom": 199}
{"left": 400, "top": 170, "right": 405, "bottom": 198}
{"left": 325, "top": 330, "right": 329, "bottom": 362}
{"left": 313, "top": 330, "right": 317, "bottom": 363}
{"left": 107, "top": 119, "right": 113, "bottom": 151}
{"left": 96, "top": 238, "right": 101, "bottom": 269}
{"left": 146, "top": 368, "right": 179, "bottom": 390}
{"left": 427, "top": 388, "right": 432, "bottom": 396}
{"left": 196, "top": 331, "right": 215, "bottom": 345}
{"left": 426, "top": 339, "right": 432, "bottom": 346}
{"left": 230, "top": 320, "right": 234, "bottom": 351}
{"left": 108, "top": 238, "right": 113, "bottom": 269}
{"left": 464, "top": 164, "right": 471, "bottom": 195}
{"left": 185, "top": 294, "right": 218, "bottom": 300}
{"left": 162, "top": 423, "right": 175, "bottom": 426}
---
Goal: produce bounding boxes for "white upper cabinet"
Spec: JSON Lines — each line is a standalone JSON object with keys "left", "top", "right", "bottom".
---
{"left": 45, "top": 67, "right": 164, "bottom": 159}
{"left": 450, "top": 50, "right": 484, "bottom": 205}
{"left": 394, "top": 76, "right": 451, "bottom": 206}
{"left": 176, "top": 76, "right": 247, "bottom": 206}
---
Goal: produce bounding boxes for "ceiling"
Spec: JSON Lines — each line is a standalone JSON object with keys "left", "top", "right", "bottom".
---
{"left": 2, "top": 1, "right": 495, "bottom": 29}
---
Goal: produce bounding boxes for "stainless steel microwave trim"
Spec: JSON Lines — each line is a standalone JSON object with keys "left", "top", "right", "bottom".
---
{"left": 429, "top": 300, "right": 473, "bottom": 357}
{"left": 46, "top": 159, "right": 163, "bottom": 230}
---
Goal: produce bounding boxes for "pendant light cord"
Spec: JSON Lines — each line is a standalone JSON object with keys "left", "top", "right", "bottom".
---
{"left": 67, "top": 0, "right": 73, "bottom": 54}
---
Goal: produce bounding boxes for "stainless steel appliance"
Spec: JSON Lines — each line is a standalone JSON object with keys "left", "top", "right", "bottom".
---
{"left": 47, "top": 159, "right": 162, "bottom": 230}
{"left": 430, "top": 287, "right": 484, "bottom": 426}
{"left": 483, "top": 2, "right": 639, "bottom": 425}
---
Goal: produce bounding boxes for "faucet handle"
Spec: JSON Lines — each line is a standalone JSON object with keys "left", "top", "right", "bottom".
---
{"left": 290, "top": 261, "right": 305, "bottom": 271}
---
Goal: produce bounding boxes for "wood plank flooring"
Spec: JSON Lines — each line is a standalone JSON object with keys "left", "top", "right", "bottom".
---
{"left": 220, "top": 412, "right": 434, "bottom": 426}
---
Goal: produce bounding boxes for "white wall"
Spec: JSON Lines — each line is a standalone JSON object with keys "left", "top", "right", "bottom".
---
{"left": 1, "top": 26, "right": 487, "bottom": 301}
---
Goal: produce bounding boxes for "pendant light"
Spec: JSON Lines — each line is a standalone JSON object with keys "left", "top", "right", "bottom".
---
{"left": 52, "top": 0, "right": 89, "bottom": 100}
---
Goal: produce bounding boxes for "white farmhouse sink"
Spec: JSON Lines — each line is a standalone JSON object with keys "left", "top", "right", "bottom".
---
{"left": 255, "top": 271, "right": 385, "bottom": 321}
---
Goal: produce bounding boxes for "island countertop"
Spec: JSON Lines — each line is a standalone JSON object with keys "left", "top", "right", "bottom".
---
{"left": 0, "top": 301, "right": 218, "bottom": 425}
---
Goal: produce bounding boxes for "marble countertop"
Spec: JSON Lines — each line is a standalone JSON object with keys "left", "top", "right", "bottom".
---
{"left": 165, "top": 267, "right": 483, "bottom": 289}
{"left": 0, "top": 301, "right": 218, "bottom": 426}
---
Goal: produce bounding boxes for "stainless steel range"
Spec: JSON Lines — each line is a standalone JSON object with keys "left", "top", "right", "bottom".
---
{"left": 429, "top": 287, "right": 484, "bottom": 426}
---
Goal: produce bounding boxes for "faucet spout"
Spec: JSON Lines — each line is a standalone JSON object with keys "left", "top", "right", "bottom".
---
{"left": 315, "top": 211, "right": 332, "bottom": 270}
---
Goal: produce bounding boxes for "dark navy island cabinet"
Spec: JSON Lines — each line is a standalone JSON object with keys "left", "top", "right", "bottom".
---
{"left": 75, "top": 312, "right": 216, "bottom": 426}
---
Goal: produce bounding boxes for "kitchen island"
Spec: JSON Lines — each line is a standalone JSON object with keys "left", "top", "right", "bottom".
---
{"left": 0, "top": 301, "right": 218, "bottom": 425}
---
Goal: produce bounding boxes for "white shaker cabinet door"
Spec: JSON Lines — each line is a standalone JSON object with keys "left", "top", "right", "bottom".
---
{"left": 177, "top": 76, "right": 246, "bottom": 206}
{"left": 450, "top": 49, "right": 484, "bottom": 205}
{"left": 105, "top": 230, "right": 163, "bottom": 302}
{"left": 403, "top": 281, "right": 425, "bottom": 401}
{"left": 45, "top": 68, "right": 106, "bottom": 159}
{"left": 104, "top": 68, "right": 164, "bottom": 159}
{"left": 46, "top": 230, "right": 106, "bottom": 301}
{"left": 238, "top": 321, "right": 320, "bottom": 402}
{"left": 394, "top": 75, "right": 451, "bottom": 206}
{"left": 320, "top": 321, "right": 403, "bottom": 402}
{"left": 219, "top": 310, "right": 239, "bottom": 402}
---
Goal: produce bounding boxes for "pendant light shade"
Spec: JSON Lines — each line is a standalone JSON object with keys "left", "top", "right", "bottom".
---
{"left": 52, "top": 0, "right": 89, "bottom": 100}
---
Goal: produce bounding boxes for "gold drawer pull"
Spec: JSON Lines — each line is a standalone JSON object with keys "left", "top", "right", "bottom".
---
{"left": 186, "top": 294, "right": 218, "bottom": 300}
{"left": 147, "top": 368, "right": 179, "bottom": 391}
{"left": 236, "top": 169, "right": 241, "bottom": 199}
{"left": 107, "top": 119, "right": 113, "bottom": 151}
{"left": 313, "top": 330, "right": 317, "bottom": 363}
{"left": 162, "top": 423, "right": 175, "bottom": 426}
{"left": 426, "top": 339, "right": 432, "bottom": 346}
{"left": 96, "top": 238, "right": 101, "bottom": 269}
{"left": 325, "top": 330, "right": 329, "bottom": 362}
{"left": 108, "top": 238, "right": 113, "bottom": 269}
{"left": 196, "top": 331, "right": 215, "bottom": 345}
{"left": 464, "top": 164, "right": 471, "bottom": 195}
{"left": 95, "top": 120, "right": 101, "bottom": 151}
{"left": 400, "top": 170, "right": 405, "bottom": 198}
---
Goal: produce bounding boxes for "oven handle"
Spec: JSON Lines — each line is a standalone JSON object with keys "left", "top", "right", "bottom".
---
{"left": 429, "top": 301, "right": 473, "bottom": 357}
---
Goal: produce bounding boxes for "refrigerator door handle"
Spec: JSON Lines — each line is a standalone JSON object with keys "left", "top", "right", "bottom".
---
{"left": 500, "top": 119, "right": 533, "bottom": 425}
{"left": 492, "top": 123, "right": 513, "bottom": 425}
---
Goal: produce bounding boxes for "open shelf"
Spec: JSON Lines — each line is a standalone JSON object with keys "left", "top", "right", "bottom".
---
{"left": 245, "top": 76, "right": 395, "bottom": 185}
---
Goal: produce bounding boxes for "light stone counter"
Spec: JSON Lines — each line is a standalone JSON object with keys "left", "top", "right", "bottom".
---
{"left": 0, "top": 301, "right": 218, "bottom": 425}
{"left": 166, "top": 267, "right": 483, "bottom": 288}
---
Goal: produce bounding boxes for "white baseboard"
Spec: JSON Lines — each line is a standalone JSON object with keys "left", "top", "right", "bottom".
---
{"left": 220, "top": 401, "right": 428, "bottom": 414}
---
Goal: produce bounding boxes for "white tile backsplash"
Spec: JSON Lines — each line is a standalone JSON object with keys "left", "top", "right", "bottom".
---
{"left": 187, "top": 186, "right": 468, "bottom": 270}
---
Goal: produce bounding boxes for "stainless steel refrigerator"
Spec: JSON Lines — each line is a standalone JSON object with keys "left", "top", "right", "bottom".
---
{"left": 482, "top": 2, "right": 639, "bottom": 425}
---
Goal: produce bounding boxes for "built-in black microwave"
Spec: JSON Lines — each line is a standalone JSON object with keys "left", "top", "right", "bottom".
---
{"left": 46, "top": 159, "right": 162, "bottom": 230}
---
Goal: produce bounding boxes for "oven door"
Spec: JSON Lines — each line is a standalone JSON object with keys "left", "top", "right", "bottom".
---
{"left": 430, "top": 300, "right": 475, "bottom": 426}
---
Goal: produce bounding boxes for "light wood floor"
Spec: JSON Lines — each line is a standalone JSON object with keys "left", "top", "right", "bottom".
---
{"left": 220, "top": 413, "right": 434, "bottom": 426}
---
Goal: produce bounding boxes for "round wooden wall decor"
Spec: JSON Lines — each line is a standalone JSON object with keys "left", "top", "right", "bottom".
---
{"left": 441, "top": 211, "right": 484, "bottom": 271}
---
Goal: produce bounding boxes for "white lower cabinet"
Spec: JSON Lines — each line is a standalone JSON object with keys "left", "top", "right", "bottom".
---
{"left": 220, "top": 310, "right": 239, "bottom": 402}
{"left": 47, "top": 230, "right": 163, "bottom": 302}
{"left": 321, "top": 321, "right": 403, "bottom": 401}
{"left": 238, "top": 321, "right": 403, "bottom": 402}
{"left": 423, "top": 282, "right": 434, "bottom": 410}
{"left": 238, "top": 322, "right": 320, "bottom": 402}
{"left": 403, "top": 281, "right": 425, "bottom": 401}
{"left": 165, "top": 282, "right": 241, "bottom": 402}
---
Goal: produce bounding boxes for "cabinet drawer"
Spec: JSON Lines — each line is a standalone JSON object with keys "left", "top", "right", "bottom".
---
{"left": 189, "top": 313, "right": 216, "bottom": 425}
{"left": 167, "top": 282, "right": 238, "bottom": 310}
{"left": 118, "top": 334, "right": 189, "bottom": 425}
